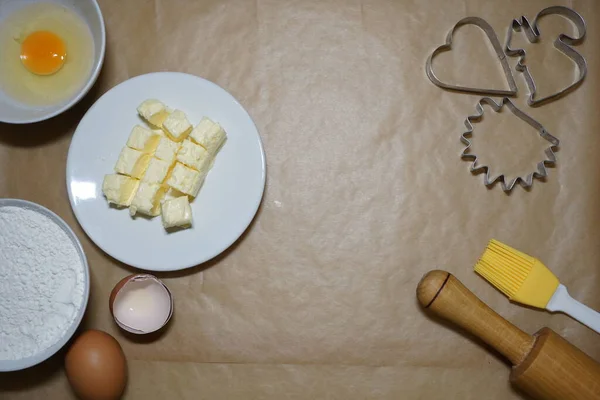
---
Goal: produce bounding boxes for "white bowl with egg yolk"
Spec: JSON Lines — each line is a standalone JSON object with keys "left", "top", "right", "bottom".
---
{"left": 0, "top": 0, "right": 105, "bottom": 124}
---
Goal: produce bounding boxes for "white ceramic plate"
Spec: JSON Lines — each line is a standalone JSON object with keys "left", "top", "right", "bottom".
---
{"left": 66, "top": 72, "right": 265, "bottom": 271}
{"left": 0, "top": 199, "right": 90, "bottom": 372}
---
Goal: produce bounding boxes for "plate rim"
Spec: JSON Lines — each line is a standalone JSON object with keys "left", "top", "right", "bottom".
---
{"left": 0, "top": 198, "right": 90, "bottom": 371}
{"left": 65, "top": 71, "right": 266, "bottom": 272}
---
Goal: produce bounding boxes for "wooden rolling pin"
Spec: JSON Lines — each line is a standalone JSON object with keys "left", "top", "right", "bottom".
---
{"left": 417, "top": 270, "right": 600, "bottom": 400}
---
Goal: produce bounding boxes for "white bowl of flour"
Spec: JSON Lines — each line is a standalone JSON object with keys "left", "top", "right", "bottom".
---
{"left": 0, "top": 199, "right": 89, "bottom": 371}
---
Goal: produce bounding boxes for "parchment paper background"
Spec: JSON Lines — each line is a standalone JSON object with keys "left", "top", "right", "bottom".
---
{"left": 1, "top": 0, "right": 599, "bottom": 398}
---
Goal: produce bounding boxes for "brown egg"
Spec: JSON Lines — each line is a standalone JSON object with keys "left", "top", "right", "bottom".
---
{"left": 65, "top": 330, "right": 127, "bottom": 400}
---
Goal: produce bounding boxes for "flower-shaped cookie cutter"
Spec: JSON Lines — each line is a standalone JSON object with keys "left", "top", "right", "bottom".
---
{"left": 425, "top": 16, "right": 517, "bottom": 97}
{"left": 505, "top": 6, "right": 587, "bottom": 107}
{"left": 461, "top": 97, "right": 559, "bottom": 192}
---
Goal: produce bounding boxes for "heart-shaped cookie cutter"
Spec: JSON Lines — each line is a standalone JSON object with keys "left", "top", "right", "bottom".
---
{"left": 505, "top": 6, "right": 587, "bottom": 107}
{"left": 461, "top": 97, "right": 559, "bottom": 193}
{"left": 426, "top": 16, "right": 517, "bottom": 97}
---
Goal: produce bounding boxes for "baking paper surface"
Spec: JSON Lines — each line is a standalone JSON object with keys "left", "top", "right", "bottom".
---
{"left": 1, "top": 0, "right": 599, "bottom": 398}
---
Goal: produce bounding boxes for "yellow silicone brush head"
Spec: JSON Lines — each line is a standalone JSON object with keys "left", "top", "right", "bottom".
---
{"left": 475, "top": 239, "right": 560, "bottom": 309}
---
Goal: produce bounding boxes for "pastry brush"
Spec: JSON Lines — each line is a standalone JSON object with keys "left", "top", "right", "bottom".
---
{"left": 475, "top": 239, "right": 600, "bottom": 334}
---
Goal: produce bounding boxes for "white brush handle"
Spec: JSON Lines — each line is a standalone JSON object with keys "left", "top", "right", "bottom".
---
{"left": 546, "top": 284, "right": 600, "bottom": 334}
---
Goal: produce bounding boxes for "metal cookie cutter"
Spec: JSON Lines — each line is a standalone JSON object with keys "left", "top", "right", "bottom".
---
{"left": 505, "top": 6, "right": 587, "bottom": 107}
{"left": 461, "top": 97, "right": 559, "bottom": 192}
{"left": 426, "top": 16, "right": 517, "bottom": 97}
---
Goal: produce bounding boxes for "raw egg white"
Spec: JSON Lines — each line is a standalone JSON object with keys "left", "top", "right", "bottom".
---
{"left": 0, "top": 2, "right": 94, "bottom": 106}
{"left": 110, "top": 275, "right": 174, "bottom": 335}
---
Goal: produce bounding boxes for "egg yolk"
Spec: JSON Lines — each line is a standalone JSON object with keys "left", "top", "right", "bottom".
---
{"left": 20, "top": 31, "right": 67, "bottom": 76}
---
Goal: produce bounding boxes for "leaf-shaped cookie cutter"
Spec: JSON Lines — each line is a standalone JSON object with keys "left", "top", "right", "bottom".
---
{"left": 461, "top": 97, "right": 559, "bottom": 193}
{"left": 426, "top": 16, "right": 517, "bottom": 96}
{"left": 505, "top": 6, "right": 587, "bottom": 107}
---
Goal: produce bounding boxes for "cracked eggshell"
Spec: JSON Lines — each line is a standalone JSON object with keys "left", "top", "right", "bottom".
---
{"left": 109, "top": 274, "right": 174, "bottom": 335}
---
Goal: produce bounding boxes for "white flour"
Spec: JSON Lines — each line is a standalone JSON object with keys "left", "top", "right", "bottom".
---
{"left": 0, "top": 206, "right": 85, "bottom": 360}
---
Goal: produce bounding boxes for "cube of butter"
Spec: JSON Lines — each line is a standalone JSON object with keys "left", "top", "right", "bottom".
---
{"left": 154, "top": 136, "right": 180, "bottom": 164}
{"left": 189, "top": 117, "right": 227, "bottom": 155}
{"left": 127, "top": 125, "right": 161, "bottom": 153}
{"left": 102, "top": 174, "right": 140, "bottom": 207}
{"left": 165, "top": 162, "right": 205, "bottom": 197}
{"left": 161, "top": 196, "right": 192, "bottom": 229}
{"left": 161, "top": 187, "right": 187, "bottom": 203}
{"left": 114, "top": 147, "right": 152, "bottom": 179}
{"left": 162, "top": 110, "right": 192, "bottom": 142}
{"left": 176, "top": 139, "right": 212, "bottom": 173}
{"left": 142, "top": 157, "right": 172, "bottom": 184}
{"left": 129, "top": 182, "right": 167, "bottom": 217}
{"left": 137, "top": 99, "right": 170, "bottom": 128}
